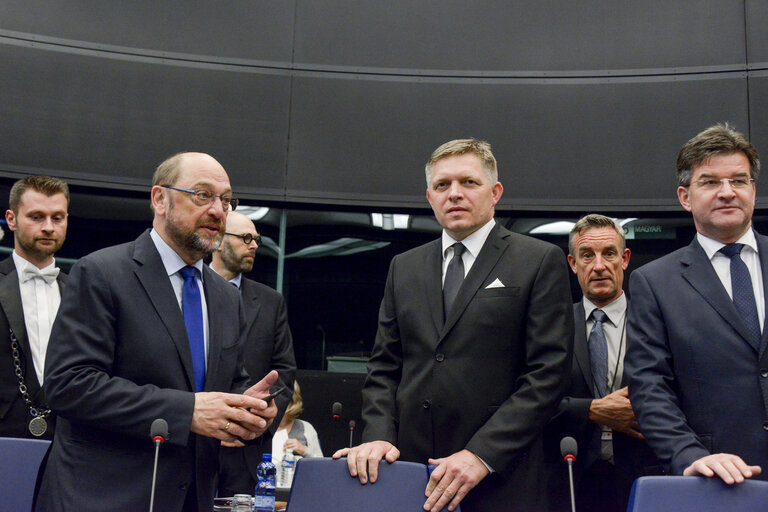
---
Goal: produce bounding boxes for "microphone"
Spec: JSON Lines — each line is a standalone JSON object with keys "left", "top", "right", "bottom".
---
{"left": 332, "top": 402, "right": 342, "bottom": 419}
{"left": 348, "top": 420, "right": 356, "bottom": 448}
{"left": 560, "top": 436, "right": 578, "bottom": 512}
{"left": 149, "top": 419, "right": 169, "bottom": 512}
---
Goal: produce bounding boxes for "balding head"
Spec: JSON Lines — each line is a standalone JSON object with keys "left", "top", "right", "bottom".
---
{"left": 212, "top": 210, "right": 260, "bottom": 280}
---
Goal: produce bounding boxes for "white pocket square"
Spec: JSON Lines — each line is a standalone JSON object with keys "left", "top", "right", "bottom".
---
{"left": 485, "top": 278, "right": 505, "bottom": 289}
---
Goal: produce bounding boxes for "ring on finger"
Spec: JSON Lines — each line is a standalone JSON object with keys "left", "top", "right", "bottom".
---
{"left": 224, "top": 421, "right": 231, "bottom": 432}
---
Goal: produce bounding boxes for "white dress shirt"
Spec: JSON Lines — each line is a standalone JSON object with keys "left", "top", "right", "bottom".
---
{"left": 13, "top": 252, "right": 61, "bottom": 385}
{"left": 150, "top": 229, "right": 210, "bottom": 365}
{"left": 441, "top": 218, "right": 496, "bottom": 284}
{"left": 697, "top": 230, "right": 765, "bottom": 330}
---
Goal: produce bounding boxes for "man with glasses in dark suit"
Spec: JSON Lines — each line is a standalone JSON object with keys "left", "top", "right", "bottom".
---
{"left": 38, "top": 152, "right": 280, "bottom": 512}
{"left": 212, "top": 210, "right": 296, "bottom": 497}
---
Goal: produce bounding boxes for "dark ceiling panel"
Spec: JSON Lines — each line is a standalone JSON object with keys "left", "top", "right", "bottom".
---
{"left": 0, "top": 45, "right": 291, "bottom": 200}
{"left": 286, "top": 74, "right": 751, "bottom": 211}
{"left": 294, "top": 0, "right": 745, "bottom": 72}
{"left": 0, "top": 1, "right": 295, "bottom": 61}
{"left": 747, "top": 0, "right": 768, "bottom": 65}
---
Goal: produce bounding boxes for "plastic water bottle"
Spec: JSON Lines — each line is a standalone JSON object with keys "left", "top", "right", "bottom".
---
{"left": 279, "top": 450, "right": 296, "bottom": 487}
{"left": 255, "top": 453, "right": 277, "bottom": 512}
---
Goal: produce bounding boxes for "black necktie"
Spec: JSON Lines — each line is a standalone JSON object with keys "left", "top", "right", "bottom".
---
{"left": 588, "top": 309, "right": 609, "bottom": 398}
{"left": 720, "top": 243, "right": 762, "bottom": 348}
{"left": 443, "top": 243, "right": 466, "bottom": 316}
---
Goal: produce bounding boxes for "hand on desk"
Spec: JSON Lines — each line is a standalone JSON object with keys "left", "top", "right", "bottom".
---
{"left": 424, "top": 450, "right": 488, "bottom": 512}
{"left": 684, "top": 453, "right": 762, "bottom": 484}
{"left": 332, "top": 440, "right": 400, "bottom": 484}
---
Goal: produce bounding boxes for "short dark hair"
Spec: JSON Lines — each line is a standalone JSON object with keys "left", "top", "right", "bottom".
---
{"left": 568, "top": 214, "right": 626, "bottom": 255}
{"left": 676, "top": 123, "right": 760, "bottom": 187}
{"left": 9, "top": 175, "right": 70, "bottom": 213}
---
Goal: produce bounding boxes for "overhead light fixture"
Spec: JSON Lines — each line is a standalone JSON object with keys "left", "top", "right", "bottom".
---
{"left": 235, "top": 206, "right": 270, "bottom": 221}
{"left": 529, "top": 221, "right": 575, "bottom": 235}
{"left": 371, "top": 213, "right": 410, "bottom": 230}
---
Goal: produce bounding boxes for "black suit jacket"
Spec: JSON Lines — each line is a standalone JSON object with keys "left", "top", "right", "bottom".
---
{"left": 219, "top": 276, "right": 296, "bottom": 488}
{"left": 545, "top": 300, "right": 658, "bottom": 511}
{"left": 362, "top": 223, "right": 574, "bottom": 512}
{"left": 37, "top": 230, "right": 250, "bottom": 512}
{"left": 626, "top": 232, "right": 768, "bottom": 477}
{"left": 0, "top": 255, "right": 66, "bottom": 440}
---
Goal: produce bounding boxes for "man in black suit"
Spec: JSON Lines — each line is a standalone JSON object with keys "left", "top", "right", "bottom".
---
{"left": 37, "top": 153, "right": 279, "bottom": 512}
{"left": 546, "top": 214, "right": 656, "bottom": 512}
{"left": 334, "top": 139, "right": 573, "bottom": 512}
{"left": 0, "top": 175, "right": 68, "bottom": 440}
{"left": 626, "top": 124, "right": 767, "bottom": 484}
{"left": 212, "top": 210, "right": 296, "bottom": 496}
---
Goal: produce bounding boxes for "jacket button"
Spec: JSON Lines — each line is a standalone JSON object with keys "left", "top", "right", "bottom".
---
{"left": 435, "top": 353, "right": 445, "bottom": 362}
{"left": 422, "top": 400, "right": 431, "bottom": 409}
{"left": 761, "top": 368, "right": 768, "bottom": 378}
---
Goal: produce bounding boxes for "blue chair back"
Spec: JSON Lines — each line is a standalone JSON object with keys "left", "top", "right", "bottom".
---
{"left": 286, "top": 457, "right": 461, "bottom": 512}
{"left": 627, "top": 476, "right": 768, "bottom": 512}
{"left": 0, "top": 436, "right": 51, "bottom": 512}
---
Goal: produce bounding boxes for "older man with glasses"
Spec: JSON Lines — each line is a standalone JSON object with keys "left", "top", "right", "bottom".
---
{"left": 37, "top": 152, "right": 280, "bottom": 512}
{"left": 211, "top": 211, "right": 296, "bottom": 497}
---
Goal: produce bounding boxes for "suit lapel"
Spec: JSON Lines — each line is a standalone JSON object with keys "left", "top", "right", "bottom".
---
{"left": 572, "top": 302, "right": 594, "bottom": 394}
{"left": 132, "top": 232, "right": 197, "bottom": 392}
{"left": 240, "top": 279, "right": 263, "bottom": 333}
{"left": 0, "top": 257, "right": 43, "bottom": 395}
{"left": 440, "top": 224, "right": 507, "bottom": 339}
{"left": 424, "top": 240, "right": 444, "bottom": 335}
{"left": 202, "top": 266, "right": 226, "bottom": 389}
{"left": 681, "top": 238, "right": 758, "bottom": 352}
{"left": 755, "top": 232, "right": 768, "bottom": 357}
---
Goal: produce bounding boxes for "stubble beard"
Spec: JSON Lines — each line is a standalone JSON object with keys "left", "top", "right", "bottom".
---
{"left": 220, "top": 239, "right": 254, "bottom": 275}
{"left": 165, "top": 207, "right": 223, "bottom": 261}
{"left": 16, "top": 235, "right": 63, "bottom": 261}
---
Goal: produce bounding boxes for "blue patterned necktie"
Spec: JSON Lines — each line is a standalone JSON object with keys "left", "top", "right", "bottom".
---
{"left": 179, "top": 266, "right": 206, "bottom": 392}
{"left": 443, "top": 243, "right": 466, "bottom": 316}
{"left": 588, "top": 309, "right": 609, "bottom": 398}
{"left": 720, "top": 243, "right": 762, "bottom": 348}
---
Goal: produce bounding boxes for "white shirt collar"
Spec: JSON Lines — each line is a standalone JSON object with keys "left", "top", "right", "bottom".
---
{"left": 583, "top": 292, "right": 627, "bottom": 327}
{"left": 150, "top": 229, "right": 205, "bottom": 279}
{"left": 697, "top": 229, "right": 758, "bottom": 261}
{"left": 209, "top": 263, "right": 241, "bottom": 288}
{"left": 12, "top": 251, "right": 57, "bottom": 274}
{"left": 441, "top": 218, "right": 496, "bottom": 259}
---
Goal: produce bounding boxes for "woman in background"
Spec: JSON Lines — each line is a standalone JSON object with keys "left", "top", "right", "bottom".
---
{"left": 272, "top": 380, "right": 323, "bottom": 486}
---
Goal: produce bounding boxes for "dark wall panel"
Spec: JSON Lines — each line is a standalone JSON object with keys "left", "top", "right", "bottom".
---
{"left": 294, "top": 0, "right": 745, "bottom": 71}
{"left": 0, "top": 45, "right": 291, "bottom": 199}
{"left": 0, "top": 1, "right": 296, "bottom": 61}
{"left": 286, "top": 74, "right": 750, "bottom": 210}
{"left": 747, "top": 0, "right": 768, "bottom": 65}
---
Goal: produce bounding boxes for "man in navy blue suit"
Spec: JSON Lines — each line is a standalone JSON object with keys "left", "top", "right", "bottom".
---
{"left": 626, "top": 124, "right": 767, "bottom": 484}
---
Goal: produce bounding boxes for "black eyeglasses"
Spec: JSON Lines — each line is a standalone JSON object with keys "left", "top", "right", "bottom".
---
{"left": 225, "top": 232, "right": 261, "bottom": 245}
{"left": 161, "top": 185, "right": 238, "bottom": 211}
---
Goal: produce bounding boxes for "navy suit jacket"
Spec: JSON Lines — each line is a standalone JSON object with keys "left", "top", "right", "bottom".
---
{"left": 626, "top": 232, "right": 768, "bottom": 477}
{"left": 0, "top": 256, "right": 66, "bottom": 440}
{"left": 37, "top": 230, "right": 250, "bottom": 512}
{"left": 362, "top": 223, "right": 574, "bottom": 512}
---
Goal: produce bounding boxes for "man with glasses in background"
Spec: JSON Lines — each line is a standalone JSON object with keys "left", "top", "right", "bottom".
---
{"left": 625, "top": 124, "right": 768, "bottom": 485}
{"left": 38, "top": 152, "right": 280, "bottom": 512}
{"left": 0, "top": 176, "right": 68, "bottom": 441}
{"left": 212, "top": 210, "right": 296, "bottom": 497}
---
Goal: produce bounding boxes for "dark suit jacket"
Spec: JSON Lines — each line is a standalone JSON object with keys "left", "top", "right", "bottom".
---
{"left": 626, "top": 232, "right": 768, "bottom": 477}
{"left": 219, "top": 277, "right": 296, "bottom": 491}
{"left": 545, "top": 300, "right": 658, "bottom": 511}
{"left": 0, "top": 255, "right": 66, "bottom": 440}
{"left": 37, "top": 230, "right": 250, "bottom": 512}
{"left": 362, "top": 223, "right": 574, "bottom": 512}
